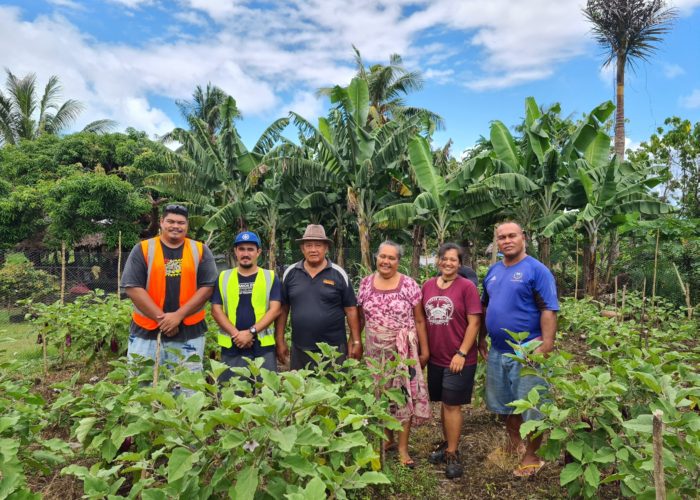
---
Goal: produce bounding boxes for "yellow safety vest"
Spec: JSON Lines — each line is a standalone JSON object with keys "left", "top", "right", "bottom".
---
{"left": 216, "top": 268, "right": 275, "bottom": 348}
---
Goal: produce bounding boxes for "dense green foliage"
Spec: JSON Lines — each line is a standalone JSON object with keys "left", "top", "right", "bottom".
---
{"left": 509, "top": 297, "right": 699, "bottom": 498}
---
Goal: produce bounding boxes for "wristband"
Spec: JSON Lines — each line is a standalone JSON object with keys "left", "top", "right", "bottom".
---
{"left": 455, "top": 350, "right": 467, "bottom": 358}
{"left": 352, "top": 340, "right": 361, "bottom": 345}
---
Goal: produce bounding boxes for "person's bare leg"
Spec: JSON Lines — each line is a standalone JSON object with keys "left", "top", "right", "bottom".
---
{"left": 443, "top": 403, "right": 462, "bottom": 453}
{"left": 505, "top": 414, "right": 524, "bottom": 454}
{"left": 384, "top": 429, "right": 395, "bottom": 451}
{"left": 441, "top": 404, "right": 448, "bottom": 442}
{"left": 397, "top": 419, "right": 413, "bottom": 465}
{"left": 520, "top": 432, "right": 543, "bottom": 467}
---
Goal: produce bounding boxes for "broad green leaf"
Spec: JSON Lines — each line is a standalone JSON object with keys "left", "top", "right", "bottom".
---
{"left": 560, "top": 462, "right": 583, "bottom": 486}
{"left": 347, "top": 77, "right": 370, "bottom": 130}
{"left": 230, "top": 465, "right": 258, "bottom": 500}
{"left": 583, "top": 131, "right": 611, "bottom": 168}
{"left": 359, "top": 471, "right": 391, "bottom": 484}
{"left": 566, "top": 441, "right": 584, "bottom": 461}
{"left": 270, "top": 426, "right": 297, "bottom": 453}
{"left": 142, "top": 490, "right": 168, "bottom": 500}
{"left": 303, "top": 476, "right": 327, "bottom": 499}
{"left": 631, "top": 371, "right": 662, "bottom": 394}
{"left": 75, "top": 417, "right": 97, "bottom": 444}
{"left": 584, "top": 464, "right": 600, "bottom": 488}
{"left": 0, "top": 416, "right": 20, "bottom": 433}
{"left": 167, "top": 447, "right": 195, "bottom": 483}
{"left": 490, "top": 120, "right": 520, "bottom": 170}
{"left": 622, "top": 414, "right": 654, "bottom": 434}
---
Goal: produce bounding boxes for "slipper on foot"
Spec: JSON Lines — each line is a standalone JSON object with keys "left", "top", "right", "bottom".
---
{"left": 513, "top": 460, "right": 545, "bottom": 477}
{"left": 399, "top": 458, "right": 416, "bottom": 469}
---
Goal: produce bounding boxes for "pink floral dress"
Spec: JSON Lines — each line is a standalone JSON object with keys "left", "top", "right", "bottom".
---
{"left": 357, "top": 273, "right": 430, "bottom": 425}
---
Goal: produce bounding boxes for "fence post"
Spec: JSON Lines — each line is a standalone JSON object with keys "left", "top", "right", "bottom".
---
{"left": 619, "top": 285, "right": 627, "bottom": 324}
{"left": 641, "top": 277, "right": 648, "bottom": 348}
{"left": 652, "top": 409, "right": 666, "bottom": 500}
{"left": 651, "top": 228, "right": 660, "bottom": 322}
{"left": 60, "top": 241, "right": 66, "bottom": 305}
{"left": 574, "top": 238, "right": 579, "bottom": 300}
{"left": 117, "top": 231, "right": 122, "bottom": 301}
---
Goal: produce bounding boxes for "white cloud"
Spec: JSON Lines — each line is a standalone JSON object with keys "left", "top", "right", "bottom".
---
{"left": 625, "top": 136, "right": 641, "bottom": 152}
{"left": 670, "top": 0, "right": 700, "bottom": 15}
{"left": 6, "top": 0, "right": 681, "bottom": 135}
{"left": 424, "top": 68, "right": 454, "bottom": 84}
{"left": 47, "top": 0, "right": 84, "bottom": 9}
{"left": 282, "top": 91, "right": 324, "bottom": 123}
{"left": 662, "top": 63, "right": 685, "bottom": 79}
{"left": 679, "top": 89, "right": 700, "bottom": 109}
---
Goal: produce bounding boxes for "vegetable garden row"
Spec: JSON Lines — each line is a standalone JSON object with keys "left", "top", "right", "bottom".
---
{"left": 1, "top": 291, "right": 697, "bottom": 499}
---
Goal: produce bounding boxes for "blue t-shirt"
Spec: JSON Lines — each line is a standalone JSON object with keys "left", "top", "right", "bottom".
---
{"left": 211, "top": 269, "right": 282, "bottom": 356}
{"left": 481, "top": 256, "right": 559, "bottom": 353}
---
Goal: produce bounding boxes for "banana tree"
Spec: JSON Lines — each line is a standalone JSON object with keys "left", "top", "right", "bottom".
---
{"left": 285, "top": 77, "right": 424, "bottom": 269}
{"left": 544, "top": 142, "right": 672, "bottom": 296}
{"left": 374, "top": 136, "right": 534, "bottom": 249}
{"left": 146, "top": 96, "right": 289, "bottom": 253}
{"left": 487, "top": 98, "right": 615, "bottom": 267}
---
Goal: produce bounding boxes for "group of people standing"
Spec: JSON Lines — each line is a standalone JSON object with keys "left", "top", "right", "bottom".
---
{"left": 121, "top": 204, "right": 559, "bottom": 480}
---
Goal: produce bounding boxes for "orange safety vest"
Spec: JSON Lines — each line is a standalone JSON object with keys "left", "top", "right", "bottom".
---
{"left": 132, "top": 237, "right": 205, "bottom": 330}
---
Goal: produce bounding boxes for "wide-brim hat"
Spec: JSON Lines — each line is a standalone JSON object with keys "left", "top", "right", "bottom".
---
{"left": 296, "top": 224, "right": 333, "bottom": 244}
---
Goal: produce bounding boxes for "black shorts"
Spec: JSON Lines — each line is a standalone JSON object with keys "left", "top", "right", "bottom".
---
{"left": 427, "top": 362, "right": 477, "bottom": 406}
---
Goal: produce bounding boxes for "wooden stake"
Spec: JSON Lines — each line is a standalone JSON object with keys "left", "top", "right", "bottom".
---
{"left": 652, "top": 409, "right": 666, "bottom": 500}
{"left": 43, "top": 331, "right": 48, "bottom": 377}
{"left": 60, "top": 241, "right": 66, "bottom": 305}
{"left": 672, "top": 263, "right": 693, "bottom": 320}
{"left": 117, "top": 231, "right": 122, "bottom": 301}
{"left": 574, "top": 238, "right": 580, "bottom": 300}
{"left": 641, "top": 277, "right": 647, "bottom": 348}
{"left": 619, "top": 285, "right": 627, "bottom": 323}
{"left": 614, "top": 275, "right": 619, "bottom": 310}
{"left": 153, "top": 331, "right": 162, "bottom": 388}
{"left": 651, "top": 228, "right": 660, "bottom": 320}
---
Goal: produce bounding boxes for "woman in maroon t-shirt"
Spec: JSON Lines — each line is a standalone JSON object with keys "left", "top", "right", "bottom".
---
{"left": 421, "top": 243, "right": 482, "bottom": 479}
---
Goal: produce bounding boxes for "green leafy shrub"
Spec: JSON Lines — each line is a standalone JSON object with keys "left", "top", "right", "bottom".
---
{"left": 25, "top": 290, "right": 131, "bottom": 361}
{"left": 0, "top": 255, "right": 59, "bottom": 308}
{"left": 508, "top": 298, "right": 700, "bottom": 498}
{"left": 57, "top": 346, "right": 403, "bottom": 498}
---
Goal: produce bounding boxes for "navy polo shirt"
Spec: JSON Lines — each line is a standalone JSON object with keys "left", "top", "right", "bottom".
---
{"left": 281, "top": 259, "right": 356, "bottom": 350}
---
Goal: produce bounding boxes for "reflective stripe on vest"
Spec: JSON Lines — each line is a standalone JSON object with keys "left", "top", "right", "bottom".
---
{"left": 216, "top": 268, "right": 275, "bottom": 348}
{"left": 132, "top": 237, "right": 205, "bottom": 330}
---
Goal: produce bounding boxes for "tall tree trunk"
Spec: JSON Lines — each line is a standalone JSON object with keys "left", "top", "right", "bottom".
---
{"left": 604, "top": 227, "right": 619, "bottom": 286}
{"left": 537, "top": 235, "right": 551, "bottom": 269}
{"left": 410, "top": 224, "right": 424, "bottom": 280}
{"left": 584, "top": 228, "right": 599, "bottom": 298}
{"left": 267, "top": 220, "right": 277, "bottom": 271}
{"left": 357, "top": 210, "right": 372, "bottom": 271}
{"left": 615, "top": 53, "right": 626, "bottom": 162}
{"left": 334, "top": 220, "right": 345, "bottom": 268}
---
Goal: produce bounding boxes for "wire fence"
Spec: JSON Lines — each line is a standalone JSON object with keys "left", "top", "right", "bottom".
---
{"left": 1, "top": 238, "right": 695, "bottom": 330}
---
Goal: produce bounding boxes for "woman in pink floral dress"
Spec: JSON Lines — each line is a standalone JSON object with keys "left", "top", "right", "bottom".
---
{"left": 357, "top": 241, "right": 430, "bottom": 468}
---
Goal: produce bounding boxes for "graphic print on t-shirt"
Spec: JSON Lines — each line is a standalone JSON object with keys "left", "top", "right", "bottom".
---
{"left": 164, "top": 258, "right": 182, "bottom": 277}
{"left": 424, "top": 295, "right": 454, "bottom": 325}
{"left": 238, "top": 279, "right": 254, "bottom": 295}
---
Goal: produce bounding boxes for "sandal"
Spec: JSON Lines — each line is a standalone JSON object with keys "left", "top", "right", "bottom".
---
{"left": 513, "top": 460, "right": 545, "bottom": 477}
{"left": 399, "top": 457, "right": 416, "bottom": 469}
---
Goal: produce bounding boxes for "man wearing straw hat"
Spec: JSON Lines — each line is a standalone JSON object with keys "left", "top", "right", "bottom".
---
{"left": 121, "top": 204, "right": 217, "bottom": 373}
{"left": 211, "top": 230, "right": 282, "bottom": 382}
{"left": 275, "top": 224, "right": 362, "bottom": 370}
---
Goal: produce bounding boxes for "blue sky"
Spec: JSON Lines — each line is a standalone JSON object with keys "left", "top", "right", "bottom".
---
{"left": 1, "top": 0, "right": 698, "bottom": 155}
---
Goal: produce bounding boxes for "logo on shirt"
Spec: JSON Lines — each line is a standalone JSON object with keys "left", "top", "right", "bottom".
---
{"left": 424, "top": 296, "right": 454, "bottom": 325}
{"left": 323, "top": 279, "right": 335, "bottom": 286}
{"left": 511, "top": 271, "right": 523, "bottom": 282}
{"left": 164, "top": 258, "right": 182, "bottom": 277}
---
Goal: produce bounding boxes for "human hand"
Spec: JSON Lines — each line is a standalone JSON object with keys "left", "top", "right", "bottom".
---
{"left": 419, "top": 352, "right": 429, "bottom": 368}
{"left": 478, "top": 339, "right": 489, "bottom": 361}
{"left": 449, "top": 354, "right": 465, "bottom": 373}
{"left": 534, "top": 342, "right": 554, "bottom": 357}
{"left": 276, "top": 340, "right": 289, "bottom": 364}
{"left": 349, "top": 341, "right": 363, "bottom": 360}
{"left": 157, "top": 312, "right": 183, "bottom": 336}
{"left": 235, "top": 329, "right": 253, "bottom": 349}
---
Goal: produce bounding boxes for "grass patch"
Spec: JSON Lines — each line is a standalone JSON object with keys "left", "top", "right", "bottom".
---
{"left": 0, "top": 308, "right": 42, "bottom": 363}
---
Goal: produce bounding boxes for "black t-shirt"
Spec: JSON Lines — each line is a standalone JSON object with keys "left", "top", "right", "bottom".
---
{"left": 281, "top": 260, "right": 356, "bottom": 350}
{"left": 121, "top": 239, "right": 218, "bottom": 341}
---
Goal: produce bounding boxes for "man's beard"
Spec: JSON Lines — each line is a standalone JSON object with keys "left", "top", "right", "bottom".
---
{"left": 238, "top": 260, "right": 254, "bottom": 269}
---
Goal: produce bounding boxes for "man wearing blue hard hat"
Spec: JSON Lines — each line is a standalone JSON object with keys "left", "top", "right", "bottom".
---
{"left": 210, "top": 230, "right": 282, "bottom": 381}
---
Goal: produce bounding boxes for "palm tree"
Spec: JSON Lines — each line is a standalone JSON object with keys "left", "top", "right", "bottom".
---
{"left": 319, "top": 47, "right": 444, "bottom": 130}
{"left": 175, "top": 82, "right": 229, "bottom": 138}
{"left": 0, "top": 70, "right": 115, "bottom": 146}
{"left": 583, "top": 0, "right": 676, "bottom": 161}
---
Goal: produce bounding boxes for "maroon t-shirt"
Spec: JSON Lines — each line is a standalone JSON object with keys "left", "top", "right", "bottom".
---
{"left": 422, "top": 276, "right": 483, "bottom": 367}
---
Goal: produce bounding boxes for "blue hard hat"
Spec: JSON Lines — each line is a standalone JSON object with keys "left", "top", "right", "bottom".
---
{"left": 234, "top": 231, "right": 261, "bottom": 247}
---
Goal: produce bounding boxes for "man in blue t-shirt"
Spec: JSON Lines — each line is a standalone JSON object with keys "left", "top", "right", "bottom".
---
{"left": 211, "top": 231, "right": 282, "bottom": 383}
{"left": 478, "top": 221, "right": 559, "bottom": 477}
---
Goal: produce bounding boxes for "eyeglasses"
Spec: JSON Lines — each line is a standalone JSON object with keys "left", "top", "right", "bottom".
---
{"left": 164, "top": 204, "right": 189, "bottom": 217}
